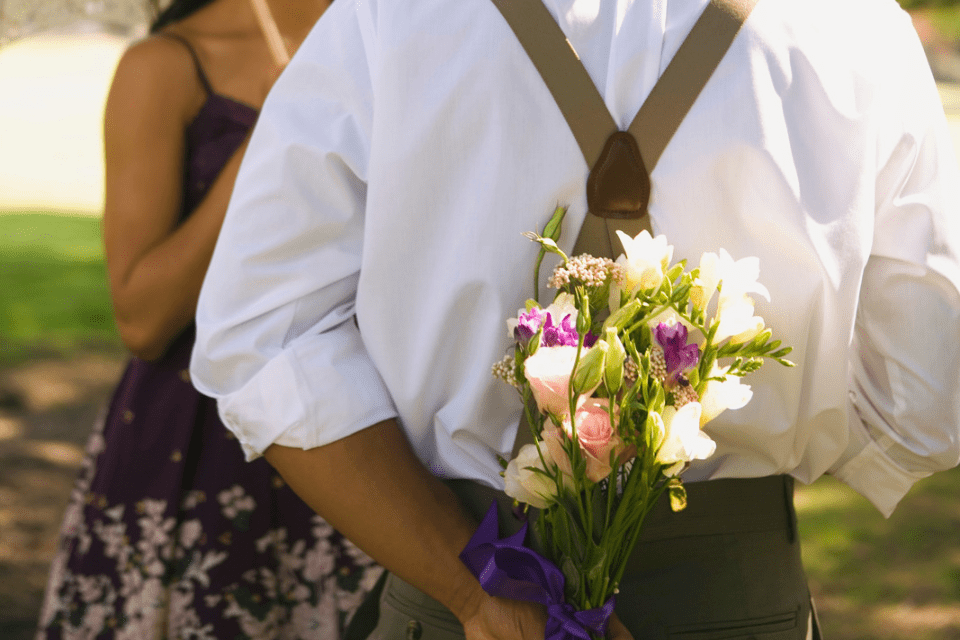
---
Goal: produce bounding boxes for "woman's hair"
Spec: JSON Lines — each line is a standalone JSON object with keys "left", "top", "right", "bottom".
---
{"left": 148, "top": 0, "right": 219, "bottom": 32}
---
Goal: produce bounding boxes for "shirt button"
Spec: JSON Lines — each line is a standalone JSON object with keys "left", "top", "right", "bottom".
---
{"left": 406, "top": 620, "right": 422, "bottom": 640}
{"left": 122, "top": 410, "right": 134, "bottom": 423}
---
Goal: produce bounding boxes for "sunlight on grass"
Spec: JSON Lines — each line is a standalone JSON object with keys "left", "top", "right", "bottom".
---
{"left": 0, "top": 212, "right": 121, "bottom": 365}
{"left": 926, "top": 6, "right": 960, "bottom": 42}
{"left": 797, "top": 471, "right": 960, "bottom": 639}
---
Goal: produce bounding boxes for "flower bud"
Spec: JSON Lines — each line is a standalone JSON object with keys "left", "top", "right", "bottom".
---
{"left": 603, "top": 328, "right": 626, "bottom": 394}
{"left": 542, "top": 205, "right": 567, "bottom": 242}
{"left": 576, "top": 294, "right": 592, "bottom": 337}
{"left": 602, "top": 298, "right": 642, "bottom": 332}
{"left": 646, "top": 410, "right": 665, "bottom": 452}
{"left": 572, "top": 343, "right": 607, "bottom": 396}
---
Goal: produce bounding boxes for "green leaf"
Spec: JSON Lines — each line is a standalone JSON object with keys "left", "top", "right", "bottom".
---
{"left": 560, "top": 555, "right": 581, "bottom": 600}
{"left": 666, "top": 262, "right": 685, "bottom": 282}
{"left": 585, "top": 547, "right": 608, "bottom": 586}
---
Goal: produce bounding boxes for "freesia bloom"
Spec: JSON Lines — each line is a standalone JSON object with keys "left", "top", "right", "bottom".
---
{"left": 713, "top": 294, "right": 765, "bottom": 343}
{"left": 713, "top": 249, "right": 770, "bottom": 302}
{"left": 690, "top": 252, "right": 721, "bottom": 310}
{"left": 508, "top": 294, "right": 583, "bottom": 346}
{"left": 614, "top": 230, "right": 673, "bottom": 294}
{"left": 514, "top": 307, "right": 547, "bottom": 344}
{"left": 699, "top": 364, "right": 753, "bottom": 425}
{"left": 504, "top": 443, "right": 558, "bottom": 509}
{"left": 653, "top": 322, "right": 700, "bottom": 387}
{"left": 541, "top": 313, "right": 580, "bottom": 347}
{"left": 523, "top": 346, "right": 581, "bottom": 417}
{"left": 694, "top": 249, "right": 770, "bottom": 343}
{"left": 653, "top": 403, "right": 716, "bottom": 477}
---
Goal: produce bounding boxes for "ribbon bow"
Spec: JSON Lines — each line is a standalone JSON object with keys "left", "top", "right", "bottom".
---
{"left": 459, "top": 504, "right": 616, "bottom": 640}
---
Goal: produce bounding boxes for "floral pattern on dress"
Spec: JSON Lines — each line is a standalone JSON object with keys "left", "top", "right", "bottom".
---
{"left": 37, "top": 415, "right": 383, "bottom": 640}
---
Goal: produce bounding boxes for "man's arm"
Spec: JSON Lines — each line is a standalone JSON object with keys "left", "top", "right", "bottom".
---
{"left": 264, "top": 421, "right": 547, "bottom": 638}
{"left": 265, "top": 420, "right": 634, "bottom": 639}
{"left": 190, "top": 5, "right": 630, "bottom": 637}
{"left": 830, "top": 7, "right": 960, "bottom": 516}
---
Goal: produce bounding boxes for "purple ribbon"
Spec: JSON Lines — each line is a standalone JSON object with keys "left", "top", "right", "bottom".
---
{"left": 459, "top": 504, "right": 616, "bottom": 640}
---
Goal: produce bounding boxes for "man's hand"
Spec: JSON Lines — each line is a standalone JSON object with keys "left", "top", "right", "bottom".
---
{"left": 459, "top": 585, "right": 634, "bottom": 640}
{"left": 460, "top": 588, "right": 546, "bottom": 640}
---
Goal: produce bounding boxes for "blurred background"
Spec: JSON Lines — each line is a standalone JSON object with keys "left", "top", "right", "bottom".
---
{"left": 1, "top": 1, "right": 960, "bottom": 639}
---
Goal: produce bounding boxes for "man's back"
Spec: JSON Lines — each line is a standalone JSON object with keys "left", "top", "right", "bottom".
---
{"left": 194, "top": 0, "right": 960, "bottom": 516}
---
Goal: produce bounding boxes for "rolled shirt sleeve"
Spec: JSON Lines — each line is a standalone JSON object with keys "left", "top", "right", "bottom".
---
{"left": 190, "top": 1, "right": 397, "bottom": 460}
{"left": 830, "top": 11, "right": 960, "bottom": 516}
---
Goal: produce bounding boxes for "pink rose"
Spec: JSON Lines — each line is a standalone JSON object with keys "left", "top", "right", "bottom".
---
{"left": 563, "top": 399, "right": 630, "bottom": 483}
{"left": 523, "top": 346, "right": 580, "bottom": 417}
{"left": 541, "top": 423, "right": 573, "bottom": 477}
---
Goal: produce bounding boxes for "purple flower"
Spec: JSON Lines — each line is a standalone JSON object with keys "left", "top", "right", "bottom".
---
{"left": 514, "top": 303, "right": 593, "bottom": 349}
{"left": 515, "top": 308, "right": 547, "bottom": 344}
{"left": 542, "top": 314, "right": 580, "bottom": 347}
{"left": 653, "top": 322, "right": 700, "bottom": 386}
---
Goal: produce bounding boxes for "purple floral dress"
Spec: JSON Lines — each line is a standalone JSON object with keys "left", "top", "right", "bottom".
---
{"left": 36, "top": 34, "right": 382, "bottom": 640}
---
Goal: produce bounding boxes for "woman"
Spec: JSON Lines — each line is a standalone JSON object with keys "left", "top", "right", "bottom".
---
{"left": 36, "top": 1, "right": 382, "bottom": 637}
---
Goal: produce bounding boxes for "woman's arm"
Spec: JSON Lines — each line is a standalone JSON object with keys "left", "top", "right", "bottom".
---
{"left": 102, "top": 36, "right": 248, "bottom": 361}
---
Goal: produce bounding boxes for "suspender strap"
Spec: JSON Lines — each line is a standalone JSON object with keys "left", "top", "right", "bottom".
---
{"left": 490, "top": 0, "right": 616, "bottom": 171}
{"left": 490, "top": 0, "right": 758, "bottom": 259}
{"left": 626, "top": 0, "right": 758, "bottom": 171}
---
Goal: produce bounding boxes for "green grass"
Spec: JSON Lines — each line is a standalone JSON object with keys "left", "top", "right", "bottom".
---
{"left": 927, "top": 6, "right": 960, "bottom": 42}
{"left": 0, "top": 212, "right": 122, "bottom": 365}
{"left": 797, "top": 471, "right": 960, "bottom": 639}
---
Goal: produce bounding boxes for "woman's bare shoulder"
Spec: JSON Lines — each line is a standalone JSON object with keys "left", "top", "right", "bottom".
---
{"left": 108, "top": 33, "right": 205, "bottom": 121}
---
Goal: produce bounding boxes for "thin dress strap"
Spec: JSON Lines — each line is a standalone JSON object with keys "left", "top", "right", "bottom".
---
{"left": 158, "top": 32, "right": 214, "bottom": 95}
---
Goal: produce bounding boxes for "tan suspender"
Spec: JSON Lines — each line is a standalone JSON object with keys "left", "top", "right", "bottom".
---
{"left": 490, "top": 0, "right": 759, "bottom": 259}
{"left": 497, "top": 0, "right": 759, "bottom": 455}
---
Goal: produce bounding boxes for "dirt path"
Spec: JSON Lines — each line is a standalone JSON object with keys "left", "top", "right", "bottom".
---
{"left": 0, "top": 352, "right": 125, "bottom": 639}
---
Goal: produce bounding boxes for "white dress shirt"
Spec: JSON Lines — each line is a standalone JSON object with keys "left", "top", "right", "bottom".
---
{"left": 191, "top": 0, "right": 960, "bottom": 517}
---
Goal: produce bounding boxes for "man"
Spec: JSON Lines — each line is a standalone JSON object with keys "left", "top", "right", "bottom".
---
{"left": 190, "top": 0, "right": 960, "bottom": 638}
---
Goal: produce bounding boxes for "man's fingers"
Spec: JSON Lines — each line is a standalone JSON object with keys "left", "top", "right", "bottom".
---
{"left": 607, "top": 612, "right": 635, "bottom": 640}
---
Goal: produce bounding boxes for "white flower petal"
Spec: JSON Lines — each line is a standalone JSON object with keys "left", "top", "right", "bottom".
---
{"left": 699, "top": 365, "right": 753, "bottom": 425}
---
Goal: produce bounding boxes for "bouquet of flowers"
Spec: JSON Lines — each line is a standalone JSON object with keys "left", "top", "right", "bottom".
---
{"left": 460, "top": 207, "right": 793, "bottom": 640}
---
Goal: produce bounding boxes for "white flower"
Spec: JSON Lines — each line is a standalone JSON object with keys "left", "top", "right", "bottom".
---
{"left": 291, "top": 600, "right": 337, "bottom": 639}
{"left": 699, "top": 365, "right": 753, "bottom": 426}
{"left": 179, "top": 519, "right": 203, "bottom": 548}
{"left": 303, "top": 539, "right": 336, "bottom": 582}
{"left": 698, "top": 249, "right": 770, "bottom": 343}
{"left": 310, "top": 514, "right": 335, "bottom": 540}
{"left": 653, "top": 403, "right": 716, "bottom": 477}
{"left": 690, "top": 252, "right": 721, "bottom": 310}
{"left": 523, "top": 345, "right": 582, "bottom": 417}
{"left": 504, "top": 443, "right": 558, "bottom": 509}
{"left": 714, "top": 249, "right": 770, "bottom": 301}
{"left": 80, "top": 603, "right": 110, "bottom": 637}
{"left": 713, "top": 293, "right": 765, "bottom": 343}
{"left": 614, "top": 230, "right": 673, "bottom": 294}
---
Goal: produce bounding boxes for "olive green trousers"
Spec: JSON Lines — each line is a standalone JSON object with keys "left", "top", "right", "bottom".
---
{"left": 346, "top": 476, "right": 821, "bottom": 640}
